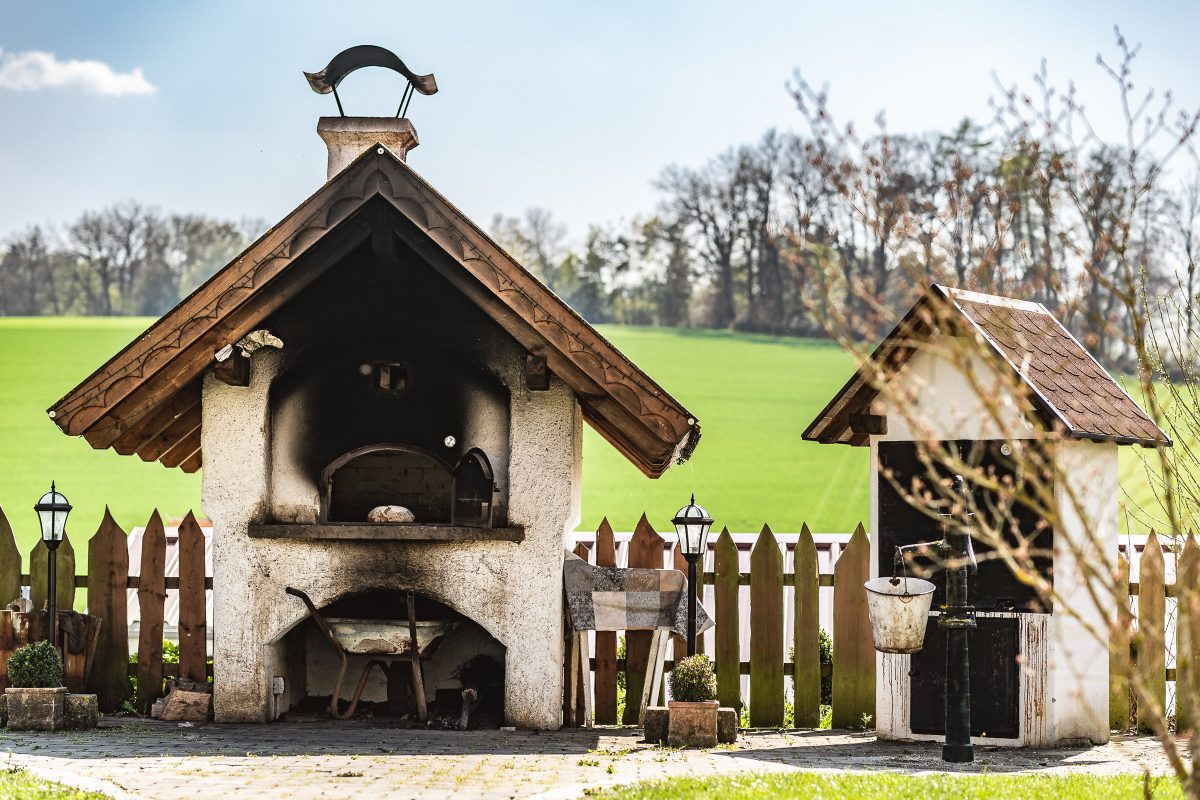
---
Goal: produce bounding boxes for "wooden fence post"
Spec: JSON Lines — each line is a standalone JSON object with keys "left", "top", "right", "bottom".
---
{"left": 31, "top": 532, "right": 76, "bottom": 614}
{"left": 137, "top": 510, "right": 167, "bottom": 713}
{"left": 177, "top": 512, "right": 207, "bottom": 685}
{"left": 1177, "top": 536, "right": 1199, "bottom": 734}
{"left": 87, "top": 508, "right": 129, "bottom": 712}
{"left": 749, "top": 524, "right": 784, "bottom": 727}
{"left": 593, "top": 518, "right": 618, "bottom": 725}
{"left": 0, "top": 507, "right": 20, "bottom": 607}
{"left": 623, "top": 514, "right": 662, "bottom": 724}
{"left": 714, "top": 527, "right": 740, "bottom": 712}
{"left": 1136, "top": 531, "right": 1166, "bottom": 733}
{"left": 832, "top": 523, "right": 873, "bottom": 729}
{"left": 1109, "top": 552, "right": 1133, "bottom": 732}
{"left": 793, "top": 523, "right": 820, "bottom": 727}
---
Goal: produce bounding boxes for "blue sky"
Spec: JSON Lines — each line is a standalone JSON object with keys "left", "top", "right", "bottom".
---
{"left": 2, "top": 1, "right": 1199, "bottom": 242}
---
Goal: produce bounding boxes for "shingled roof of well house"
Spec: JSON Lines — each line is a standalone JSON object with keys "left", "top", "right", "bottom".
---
{"left": 802, "top": 284, "right": 1170, "bottom": 448}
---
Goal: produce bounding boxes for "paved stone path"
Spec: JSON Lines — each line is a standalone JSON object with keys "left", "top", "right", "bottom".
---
{"left": 0, "top": 719, "right": 1178, "bottom": 799}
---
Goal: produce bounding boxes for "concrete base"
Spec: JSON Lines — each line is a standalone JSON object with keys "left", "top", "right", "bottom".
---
{"left": 643, "top": 706, "right": 668, "bottom": 744}
{"left": 717, "top": 706, "right": 739, "bottom": 744}
{"left": 64, "top": 694, "right": 99, "bottom": 730}
{"left": 667, "top": 701, "right": 719, "bottom": 749}
{"left": 5, "top": 687, "right": 67, "bottom": 731}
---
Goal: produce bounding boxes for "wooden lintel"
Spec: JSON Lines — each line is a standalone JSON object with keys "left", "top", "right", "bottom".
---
{"left": 525, "top": 352, "right": 550, "bottom": 391}
{"left": 849, "top": 411, "right": 887, "bottom": 436}
{"left": 213, "top": 350, "right": 250, "bottom": 387}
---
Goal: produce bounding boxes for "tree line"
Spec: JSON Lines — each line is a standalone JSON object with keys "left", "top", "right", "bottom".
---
{"left": 0, "top": 203, "right": 261, "bottom": 317}
{"left": 4, "top": 52, "right": 1197, "bottom": 372}
{"left": 494, "top": 111, "right": 1199, "bottom": 370}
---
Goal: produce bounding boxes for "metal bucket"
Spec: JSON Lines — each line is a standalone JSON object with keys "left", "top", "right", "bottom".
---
{"left": 864, "top": 576, "right": 936, "bottom": 654}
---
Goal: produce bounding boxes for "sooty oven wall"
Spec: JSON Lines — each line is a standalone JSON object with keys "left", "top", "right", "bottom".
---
{"left": 264, "top": 236, "right": 512, "bottom": 525}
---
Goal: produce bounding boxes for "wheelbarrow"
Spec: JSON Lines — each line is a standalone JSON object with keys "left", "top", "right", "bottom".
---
{"left": 285, "top": 587, "right": 457, "bottom": 720}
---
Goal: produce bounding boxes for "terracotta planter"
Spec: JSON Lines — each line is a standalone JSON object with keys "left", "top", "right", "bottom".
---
{"left": 667, "top": 700, "right": 719, "bottom": 748}
{"left": 5, "top": 687, "right": 67, "bottom": 731}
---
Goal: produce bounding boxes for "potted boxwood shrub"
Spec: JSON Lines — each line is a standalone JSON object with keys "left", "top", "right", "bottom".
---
{"left": 6, "top": 641, "right": 66, "bottom": 731}
{"left": 668, "top": 654, "right": 718, "bottom": 748}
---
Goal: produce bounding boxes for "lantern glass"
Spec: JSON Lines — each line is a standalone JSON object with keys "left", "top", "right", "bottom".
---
{"left": 34, "top": 486, "right": 71, "bottom": 543}
{"left": 672, "top": 495, "right": 714, "bottom": 557}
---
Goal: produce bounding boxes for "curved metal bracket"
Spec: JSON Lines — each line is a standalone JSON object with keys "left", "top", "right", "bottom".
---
{"left": 304, "top": 45, "right": 438, "bottom": 118}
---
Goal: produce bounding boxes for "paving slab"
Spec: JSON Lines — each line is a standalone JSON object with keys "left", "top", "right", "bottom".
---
{"left": 0, "top": 719, "right": 1178, "bottom": 800}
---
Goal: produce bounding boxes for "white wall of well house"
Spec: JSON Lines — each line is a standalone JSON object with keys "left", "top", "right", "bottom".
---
{"left": 868, "top": 341, "right": 1116, "bottom": 746}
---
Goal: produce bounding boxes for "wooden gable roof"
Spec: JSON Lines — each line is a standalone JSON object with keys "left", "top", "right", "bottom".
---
{"left": 48, "top": 145, "right": 701, "bottom": 477}
{"left": 803, "top": 284, "right": 1169, "bottom": 448}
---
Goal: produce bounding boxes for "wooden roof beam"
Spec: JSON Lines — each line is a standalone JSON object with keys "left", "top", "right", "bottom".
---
{"left": 109, "top": 388, "right": 202, "bottom": 455}
{"left": 136, "top": 404, "right": 202, "bottom": 463}
{"left": 160, "top": 427, "right": 202, "bottom": 469}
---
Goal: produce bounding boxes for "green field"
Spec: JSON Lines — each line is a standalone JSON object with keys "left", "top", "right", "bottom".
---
{"left": 0, "top": 317, "right": 1167, "bottom": 565}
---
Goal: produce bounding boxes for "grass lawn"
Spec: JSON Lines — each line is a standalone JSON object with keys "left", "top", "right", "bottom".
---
{"left": 0, "top": 766, "right": 108, "bottom": 799}
{"left": 587, "top": 771, "right": 1183, "bottom": 800}
{"left": 0, "top": 318, "right": 1169, "bottom": 570}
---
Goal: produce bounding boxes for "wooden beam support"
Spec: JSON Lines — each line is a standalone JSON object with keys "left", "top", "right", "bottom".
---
{"left": 160, "top": 426, "right": 202, "bottom": 469}
{"left": 97, "top": 383, "right": 201, "bottom": 453}
{"left": 178, "top": 450, "right": 203, "bottom": 474}
{"left": 213, "top": 349, "right": 250, "bottom": 387}
{"left": 525, "top": 352, "right": 550, "bottom": 391}
{"left": 136, "top": 404, "right": 202, "bottom": 463}
{"left": 849, "top": 411, "right": 887, "bottom": 435}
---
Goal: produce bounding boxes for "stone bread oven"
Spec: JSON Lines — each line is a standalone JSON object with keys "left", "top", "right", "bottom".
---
{"left": 46, "top": 89, "right": 701, "bottom": 727}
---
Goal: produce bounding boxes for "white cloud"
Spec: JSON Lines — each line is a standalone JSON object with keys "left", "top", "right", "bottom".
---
{"left": 0, "top": 48, "right": 156, "bottom": 96}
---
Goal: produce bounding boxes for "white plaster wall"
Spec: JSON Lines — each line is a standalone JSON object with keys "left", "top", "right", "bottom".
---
{"left": 1050, "top": 438, "right": 1117, "bottom": 744}
{"left": 203, "top": 346, "right": 581, "bottom": 728}
{"left": 874, "top": 336, "right": 1038, "bottom": 444}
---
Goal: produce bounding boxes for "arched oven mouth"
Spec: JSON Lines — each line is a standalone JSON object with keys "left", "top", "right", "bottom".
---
{"left": 318, "top": 443, "right": 499, "bottom": 527}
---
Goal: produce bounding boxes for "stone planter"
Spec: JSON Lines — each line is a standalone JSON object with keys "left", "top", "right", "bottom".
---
{"left": 667, "top": 700, "right": 719, "bottom": 748}
{"left": 5, "top": 687, "right": 67, "bottom": 731}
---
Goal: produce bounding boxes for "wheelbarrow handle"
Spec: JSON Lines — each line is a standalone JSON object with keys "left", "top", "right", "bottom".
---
{"left": 285, "top": 586, "right": 318, "bottom": 611}
{"left": 285, "top": 586, "right": 344, "bottom": 657}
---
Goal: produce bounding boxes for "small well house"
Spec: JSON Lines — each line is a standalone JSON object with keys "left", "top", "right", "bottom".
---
{"left": 48, "top": 62, "right": 699, "bottom": 728}
{"left": 804, "top": 285, "right": 1169, "bottom": 746}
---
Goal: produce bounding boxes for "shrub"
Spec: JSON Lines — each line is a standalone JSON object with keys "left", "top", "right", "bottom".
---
{"left": 670, "top": 654, "right": 717, "bottom": 702}
{"left": 7, "top": 641, "right": 63, "bottom": 689}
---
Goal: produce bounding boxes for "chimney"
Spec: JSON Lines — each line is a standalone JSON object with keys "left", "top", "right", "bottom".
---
{"left": 317, "top": 117, "right": 419, "bottom": 180}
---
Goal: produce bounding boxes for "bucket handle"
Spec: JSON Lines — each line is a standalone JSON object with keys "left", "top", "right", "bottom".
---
{"left": 891, "top": 546, "right": 919, "bottom": 603}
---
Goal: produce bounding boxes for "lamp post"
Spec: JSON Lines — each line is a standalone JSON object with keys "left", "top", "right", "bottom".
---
{"left": 34, "top": 483, "right": 71, "bottom": 648}
{"left": 671, "top": 494, "right": 714, "bottom": 656}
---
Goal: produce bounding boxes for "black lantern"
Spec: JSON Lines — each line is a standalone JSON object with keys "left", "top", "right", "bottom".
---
{"left": 34, "top": 482, "right": 71, "bottom": 648}
{"left": 671, "top": 494, "right": 713, "bottom": 656}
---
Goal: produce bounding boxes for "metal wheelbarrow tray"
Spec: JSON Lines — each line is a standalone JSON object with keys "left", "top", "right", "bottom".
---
{"left": 286, "top": 587, "right": 456, "bottom": 720}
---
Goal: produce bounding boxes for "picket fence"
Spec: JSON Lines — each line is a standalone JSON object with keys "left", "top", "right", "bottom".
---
{"left": 566, "top": 515, "right": 874, "bottom": 728}
{"left": 0, "top": 505, "right": 209, "bottom": 714}
{"left": 0, "top": 499, "right": 1181, "bottom": 731}
{"left": 569, "top": 518, "right": 1183, "bottom": 733}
